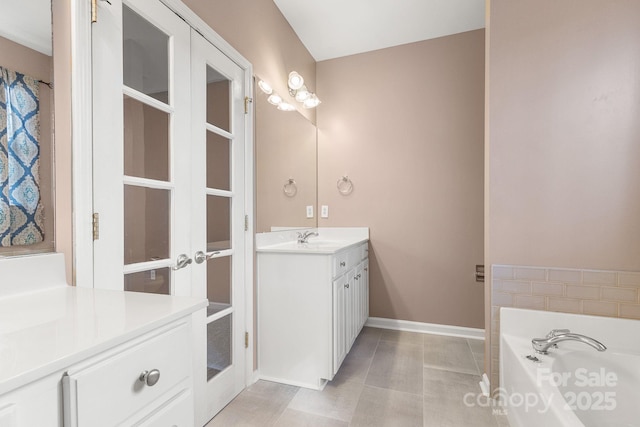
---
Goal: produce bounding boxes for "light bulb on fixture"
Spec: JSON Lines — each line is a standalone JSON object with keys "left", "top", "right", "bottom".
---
{"left": 267, "top": 94, "right": 282, "bottom": 106}
{"left": 258, "top": 80, "right": 273, "bottom": 95}
{"left": 287, "top": 71, "right": 304, "bottom": 90}
{"left": 303, "top": 94, "right": 321, "bottom": 109}
{"left": 294, "top": 87, "right": 310, "bottom": 102}
{"left": 277, "top": 102, "right": 296, "bottom": 111}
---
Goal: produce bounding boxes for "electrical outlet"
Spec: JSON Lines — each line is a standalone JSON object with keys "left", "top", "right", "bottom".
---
{"left": 321, "top": 205, "right": 329, "bottom": 218}
{"left": 150, "top": 270, "right": 156, "bottom": 280}
{"left": 306, "top": 205, "right": 314, "bottom": 218}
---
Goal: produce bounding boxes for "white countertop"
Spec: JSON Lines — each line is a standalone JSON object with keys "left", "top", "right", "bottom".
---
{"left": 0, "top": 286, "right": 206, "bottom": 395}
{"left": 256, "top": 227, "right": 369, "bottom": 255}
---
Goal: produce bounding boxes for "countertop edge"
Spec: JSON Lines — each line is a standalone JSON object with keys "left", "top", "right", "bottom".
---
{"left": 256, "top": 238, "right": 368, "bottom": 255}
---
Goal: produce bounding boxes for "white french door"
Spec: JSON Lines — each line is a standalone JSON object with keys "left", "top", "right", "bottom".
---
{"left": 91, "top": 0, "right": 248, "bottom": 424}
{"left": 92, "top": 0, "right": 192, "bottom": 292}
{"left": 190, "top": 29, "right": 247, "bottom": 422}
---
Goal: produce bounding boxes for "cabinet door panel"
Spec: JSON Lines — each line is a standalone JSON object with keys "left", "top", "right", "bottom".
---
{"left": 332, "top": 276, "right": 347, "bottom": 375}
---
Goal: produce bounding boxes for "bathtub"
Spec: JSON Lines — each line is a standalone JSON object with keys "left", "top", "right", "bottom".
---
{"left": 499, "top": 308, "right": 640, "bottom": 427}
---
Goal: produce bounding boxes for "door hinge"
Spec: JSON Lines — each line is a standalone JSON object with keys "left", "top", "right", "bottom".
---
{"left": 92, "top": 213, "right": 100, "bottom": 240}
{"left": 245, "top": 332, "right": 249, "bottom": 349}
{"left": 91, "top": 0, "right": 111, "bottom": 24}
{"left": 244, "top": 214, "right": 249, "bottom": 231}
{"left": 244, "top": 97, "right": 253, "bottom": 114}
{"left": 91, "top": 0, "right": 97, "bottom": 23}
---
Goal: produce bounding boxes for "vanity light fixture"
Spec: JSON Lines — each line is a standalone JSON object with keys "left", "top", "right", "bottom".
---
{"left": 287, "top": 71, "right": 321, "bottom": 109}
{"left": 258, "top": 75, "right": 321, "bottom": 111}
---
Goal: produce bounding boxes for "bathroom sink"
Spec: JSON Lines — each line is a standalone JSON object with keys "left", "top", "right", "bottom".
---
{"left": 298, "top": 240, "right": 348, "bottom": 249}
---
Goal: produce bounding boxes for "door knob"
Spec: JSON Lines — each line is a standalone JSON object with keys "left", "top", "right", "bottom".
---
{"left": 172, "top": 254, "right": 192, "bottom": 270}
{"left": 194, "top": 250, "right": 221, "bottom": 264}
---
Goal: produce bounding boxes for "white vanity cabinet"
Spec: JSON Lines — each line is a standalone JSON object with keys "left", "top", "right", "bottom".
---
{"left": 258, "top": 233, "right": 369, "bottom": 390}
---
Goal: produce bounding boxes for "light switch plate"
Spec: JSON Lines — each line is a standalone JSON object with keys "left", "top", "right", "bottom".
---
{"left": 321, "top": 205, "right": 329, "bottom": 218}
{"left": 306, "top": 205, "right": 314, "bottom": 218}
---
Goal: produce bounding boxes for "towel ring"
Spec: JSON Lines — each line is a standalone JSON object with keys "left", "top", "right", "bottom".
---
{"left": 337, "top": 176, "right": 353, "bottom": 195}
{"left": 283, "top": 178, "right": 297, "bottom": 197}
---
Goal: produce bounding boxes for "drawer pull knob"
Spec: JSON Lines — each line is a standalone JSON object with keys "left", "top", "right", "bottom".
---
{"left": 139, "top": 369, "right": 161, "bottom": 387}
{"left": 344, "top": 284, "right": 349, "bottom": 289}
{"left": 340, "top": 261, "right": 346, "bottom": 267}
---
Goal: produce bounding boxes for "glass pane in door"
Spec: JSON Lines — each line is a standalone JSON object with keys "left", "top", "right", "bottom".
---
{"left": 206, "top": 66, "right": 230, "bottom": 132}
{"left": 124, "top": 268, "right": 170, "bottom": 294}
{"left": 206, "top": 132, "right": 231, "bottom": 191}
{"left": 206, "top": 196, "right": 231, "bottom": 251}
{"left": 124, "top": 96, "right": 169, "bottom": 181}
{"left": 123, "top": 5, "right": 169, "bottom": 102}
{"left": 206, "top": 256, "right": 231, "bottom": 316}
{"left": 124, "top": 186, "right": 170, "bottom": 264}
{"left": 207, "top": 314, "right": 232, "bottom": 380}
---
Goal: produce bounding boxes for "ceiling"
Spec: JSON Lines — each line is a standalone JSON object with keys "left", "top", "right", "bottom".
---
{"left": 273, "top": 0, "right": 485, "bottom": 62}
{"left": 0, "top": 0, "right": 52, "bottom": 56}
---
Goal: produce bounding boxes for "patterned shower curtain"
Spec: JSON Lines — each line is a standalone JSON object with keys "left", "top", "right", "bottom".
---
{"left": 0, "top": 66, "right": 44, "bottom": 246}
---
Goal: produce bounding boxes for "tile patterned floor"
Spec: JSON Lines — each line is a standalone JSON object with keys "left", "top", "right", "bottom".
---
{"left": 206, "top": 327, "right": 509, "bottom": 427}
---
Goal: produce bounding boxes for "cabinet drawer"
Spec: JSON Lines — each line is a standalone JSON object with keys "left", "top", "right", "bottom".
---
{"left": 347, "top": 246, "right": 361, "bottom": 267}
{"left": 333, "top": 251, "right": 349, "bottom": 278}
{"left": 64, "top": 322, "right": 191, "bottom": 427}
{"left": 135, "top": 389, "right": 193, "bottom": 427}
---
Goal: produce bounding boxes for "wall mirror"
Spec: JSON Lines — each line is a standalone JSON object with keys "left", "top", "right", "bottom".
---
{"left": 254, "top": 76, "right": 317, "bottom": 233}
{"left": 0, "top": 0, "right": 55, "bottom": 255}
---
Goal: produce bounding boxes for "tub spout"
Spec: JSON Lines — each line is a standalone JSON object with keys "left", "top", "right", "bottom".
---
{"left": 532, "top": 329, "right": 607, "bottom": 354}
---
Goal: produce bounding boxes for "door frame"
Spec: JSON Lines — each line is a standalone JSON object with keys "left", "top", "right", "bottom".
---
{"left": 70, "top": 0, "right": 255, "bottom": 383}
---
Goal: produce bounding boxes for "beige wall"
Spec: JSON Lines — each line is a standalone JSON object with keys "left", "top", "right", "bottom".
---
{"left": 182, "top": 0, "right": 316, "bottom": 124}
{"left": 488, "top": 0, "right": 640, "bottom": 270}
{"left": 255, "top": 89, "right": 317, "bottom": 232}
{"left": 486, "top": 0, "right": 640, "bottom": 388}
{"left": 317, "top": 30, "right": 486, "bottom": 329}
{"left": 0, "top": 36, "right": 54, "bottom": 257}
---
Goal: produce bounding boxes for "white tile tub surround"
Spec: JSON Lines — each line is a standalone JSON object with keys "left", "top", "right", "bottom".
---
{"left": 490, "top": 264, "right": 640, "bottom": 391}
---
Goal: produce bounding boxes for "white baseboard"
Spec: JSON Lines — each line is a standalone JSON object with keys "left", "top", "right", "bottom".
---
{"left": 365, "top": 317, "right": 485, "bottom": 340}
{"left": 479, "top": 373, "right": 490, "bottom": 396}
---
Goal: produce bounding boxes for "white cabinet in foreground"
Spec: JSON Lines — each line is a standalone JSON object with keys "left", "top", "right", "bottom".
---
{"left": 258, "top": 239, "right": 369, "bottom": 389}
{"left": 0, "top": 284, "right": 206, "bottom": 427}
{"left": 63, "top": 321, "right": 193, "bottom": 426}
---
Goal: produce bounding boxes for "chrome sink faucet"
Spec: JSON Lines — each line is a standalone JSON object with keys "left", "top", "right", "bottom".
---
{"left": 532, "top": 329, "right": 607, "bottom": 354}
{"left": 297, "top": 230, "right": 318, "bottom": 244}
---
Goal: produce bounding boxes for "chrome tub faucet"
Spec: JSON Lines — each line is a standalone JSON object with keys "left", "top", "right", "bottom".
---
{"left": 532, "top": 329, "right": 607, "bottom": 354}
